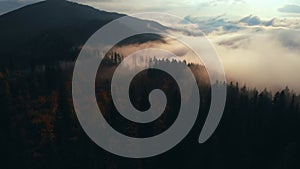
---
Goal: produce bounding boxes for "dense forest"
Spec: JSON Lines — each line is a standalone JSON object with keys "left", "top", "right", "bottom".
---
{"left": 0, "top": 55, "right": 300, "bottom": 169}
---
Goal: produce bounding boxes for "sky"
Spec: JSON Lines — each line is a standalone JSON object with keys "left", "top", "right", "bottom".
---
{"left": 1, "top": 0, "right": 300, "bottom": 92}
{"left": 1, "top": 0, "right": 300, "bottom": 18}
{"left": 70, "top": 0, "right": 300, "bottom": 18}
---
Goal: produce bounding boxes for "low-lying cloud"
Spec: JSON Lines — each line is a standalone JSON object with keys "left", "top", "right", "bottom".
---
{"left": 152, "top": 14, "right": 300, "bottom": 92}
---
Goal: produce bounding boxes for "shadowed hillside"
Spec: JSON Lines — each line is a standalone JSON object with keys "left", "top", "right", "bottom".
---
{"left": 0, "top": 0, "right": 165, "bottom": 66}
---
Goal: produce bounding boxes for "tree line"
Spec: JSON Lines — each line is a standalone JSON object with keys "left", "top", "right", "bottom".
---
{"left": 0, "top": 57, "right": 299, "bottom": 169}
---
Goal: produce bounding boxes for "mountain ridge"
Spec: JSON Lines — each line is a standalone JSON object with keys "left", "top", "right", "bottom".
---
{"left": 0, "top": 0, "right": 165, "bottom": 66}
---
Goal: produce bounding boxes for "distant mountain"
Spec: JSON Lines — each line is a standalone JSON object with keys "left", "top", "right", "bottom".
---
{"left": 0, "top": 0, "right": 165, "bottom": 66}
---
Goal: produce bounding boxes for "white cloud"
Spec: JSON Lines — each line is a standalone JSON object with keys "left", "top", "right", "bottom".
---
{"left": 147, "top": 14, "right": 300, "bottom": 91}
{"left": 199, "top": 16, "right": 300, "bottom": 91}
{"left": 215, "top": 31, "right": 300, "bottom": 92}
{"left": 279, "top": 4, "right": 300, "bottom": 13}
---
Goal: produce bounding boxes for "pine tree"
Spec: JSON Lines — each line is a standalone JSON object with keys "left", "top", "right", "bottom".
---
{"left": 0, "top": 71, "right": 13, "bottom": 167}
